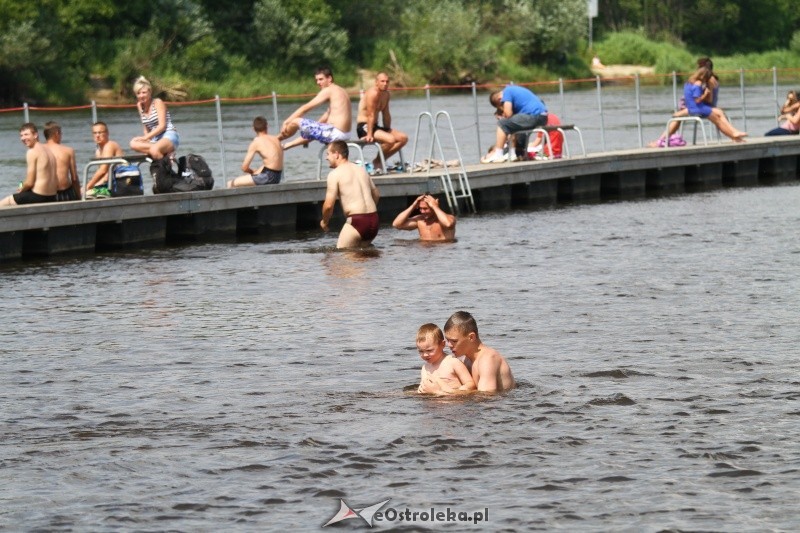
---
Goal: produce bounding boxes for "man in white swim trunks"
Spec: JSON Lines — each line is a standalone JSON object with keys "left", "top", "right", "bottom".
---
{"left": 279, "top": 66, "right": 352, "bottom": 150}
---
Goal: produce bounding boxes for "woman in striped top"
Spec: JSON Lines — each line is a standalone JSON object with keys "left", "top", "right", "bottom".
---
{"left": 129, "top": 76, "right": 180, "bottom": 160}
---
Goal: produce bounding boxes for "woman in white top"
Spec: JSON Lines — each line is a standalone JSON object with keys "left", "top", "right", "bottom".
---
{"left": 129, "top": 76, "right": 180, "bottom": 160}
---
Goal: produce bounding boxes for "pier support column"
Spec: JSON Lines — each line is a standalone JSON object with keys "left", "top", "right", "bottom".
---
{"left": 558, "top": 175, "right": 601, "bottom": 202}
{"left": 236, "top": 205, "right": 298, "bottom": 235}
{"left": 685, "top": 162, "right": 723, "bottom": 191}
{"left": 96, "top": 218, "right": 167, "bottom": 249}
{"left": 166, "top": 210, "right": 238, "bottom": 241}
{"left": 23, "top": 225, "right": 96, "bottom": 257}
{"left": 722, "top": 160, "right": 759, "bottom": 187}
{"left": 759, "top": 156, "right": 797, "bottom": 183}
{"left": 473, "top": 185, "right": 512, "bottom": 211}
{"left": 646, "top": 167, "right": 685, "bottom": 194}
{"left": 601, "top": 170, "right": 646, "bottom": 199}
{"left": 0, "top": 232, "right": 23, "bottom": 262}
{"left": 510, "top": 180, "right": 557, "bottom": 207}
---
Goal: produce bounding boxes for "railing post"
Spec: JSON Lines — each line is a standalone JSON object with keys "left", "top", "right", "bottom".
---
{"left": 559, "top": 78, "right": 565, "bottom": 122}
{"left": 739, "top": 68, "right": 747, "bottom": 133}
{"left": 271, "top": 91, "right": 279, "bottom": 129}
{"left": 425, "top": 84, "right": 432, "bottom": 115}
{"left": 472, "top": 82, "right": 482, "bottom": 160}
{"left": 635, "top": 73, "right": 643, "bottom": 148}
{"left": 91, "top": 101, "right": 97, "bottom": 124}
{"left": 596, "top": 75, "right": 605, "bottom": 152}
{"left": 672, "top": 71, "right": 678, "bottom": 111}
{"left": 23, "top": 103, "right": 29, "bottom": 123}
{"left": 772, "top": 66, "right": 779, "bottom": 123}
{"left": 215, "top": 95, "right": 226, "bottom": 185}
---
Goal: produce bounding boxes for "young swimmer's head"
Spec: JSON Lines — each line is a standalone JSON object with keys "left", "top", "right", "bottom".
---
{"left": 416, "top": 323, "right": 446, "bottom": 365}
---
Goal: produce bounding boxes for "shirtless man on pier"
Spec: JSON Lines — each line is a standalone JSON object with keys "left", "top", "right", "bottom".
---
{"left": 280, "top": 67, "right": 352, "bottom": 150}
{"left": 44, "top": 121, "right": 81, "bottom": 201}
{"left": 355, "top": 72, "right": 408, "bottom": 172}
{"left": 1, "top": 123, "right": 58, "bottom": 207}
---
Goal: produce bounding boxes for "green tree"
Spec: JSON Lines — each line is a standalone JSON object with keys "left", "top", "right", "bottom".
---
{"left": 398, "top": 0, "right": 490, "bottom": 84}
{"left": 253, "top": 0, "right": 349, "bottom": 75}
{"left": 501, "top": 0, "right": 587, "bottom": 62}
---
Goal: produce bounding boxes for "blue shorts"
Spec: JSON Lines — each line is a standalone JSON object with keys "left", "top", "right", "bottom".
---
{"left": 299, "top": 119, "right": 350, "bottom": 143}
{"left": 153, "top": 129, "right": 180, "bottom": 150}
{"left": 252, "top": 167, "right": 282, "bottom": 185}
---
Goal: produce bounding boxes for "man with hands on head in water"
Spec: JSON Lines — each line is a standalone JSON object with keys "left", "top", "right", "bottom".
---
{"left": 320, "top": 140, "right": 380, "bottom": 249}
{"left": 392, "top": 194, "right": 456, "bottom": 241}
{"left": 443, "top": 311, "right": 515, "bottom": 393}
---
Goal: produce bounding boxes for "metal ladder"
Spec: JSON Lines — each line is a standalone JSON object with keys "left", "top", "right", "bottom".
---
{"left": 410, "top": 111, "right": 476, "bottom": 215}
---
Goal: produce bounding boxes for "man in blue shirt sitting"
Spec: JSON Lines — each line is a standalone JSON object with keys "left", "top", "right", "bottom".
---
{"left": 481, "top": 85, "right": 548, "bottom": 163}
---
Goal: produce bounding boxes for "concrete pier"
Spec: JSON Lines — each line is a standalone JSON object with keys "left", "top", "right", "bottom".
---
{"left": 1, "top": 137, "right": 798, "bottom": 262}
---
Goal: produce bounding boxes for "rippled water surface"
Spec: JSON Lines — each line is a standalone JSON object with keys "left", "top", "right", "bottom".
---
{"left": 2, "top": 183, "right": 800, "bottom": 530}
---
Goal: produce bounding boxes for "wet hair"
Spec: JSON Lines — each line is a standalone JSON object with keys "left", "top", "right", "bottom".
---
{"left": 20, "top": 122, "right": 37, "bottom": 134}
{"left": 43, "top": 121, "right": 61, "bottom": 140}
{"left": 444, "top": 311, "right": 479, "bottom": 338}
{"left": 253, "top": 116, "right": 268, "bottom": 133}
{"left": 315, "top": 66, "right": 333, "bottom": 80}
{"left": 133, "top": 75, "right": 152, "bottom": 94}
{"left": 417, "top": 323, "right": 444, "bottom": 344}
{"left": 328, "top": 140, "right": 349, "bottom": 159}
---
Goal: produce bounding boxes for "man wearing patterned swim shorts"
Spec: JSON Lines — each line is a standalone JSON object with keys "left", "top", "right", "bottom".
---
{"left": 279, "top": 67, "right": 352, "bottom": 150}
{"left": 320, "top": 141, "right": 380, "bottom": 249}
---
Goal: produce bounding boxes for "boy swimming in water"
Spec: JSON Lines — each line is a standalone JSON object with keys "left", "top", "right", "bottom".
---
{"left": 416, "top": 323, "right": 475, "bottom": 395}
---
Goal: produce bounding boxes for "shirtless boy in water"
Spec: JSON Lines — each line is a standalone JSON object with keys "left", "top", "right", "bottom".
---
{"left": 444, "top": 311, "right": 515, "bottom": 392}
{"left": 417, "top": 323, "right": 475, "bottom": 395}
{"left": 321, "top": 140, "right": 380, "bottom": 248}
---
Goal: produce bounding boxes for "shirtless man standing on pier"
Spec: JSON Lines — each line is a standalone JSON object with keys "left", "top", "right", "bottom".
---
{"left": 1, "top": 123, "right": 58, "bottom": 207}
{"left": 320, "top": 140, "right": 380, "bottom": 248}
{"left": 280, "top": 67, "right": 352, "bottom": 150}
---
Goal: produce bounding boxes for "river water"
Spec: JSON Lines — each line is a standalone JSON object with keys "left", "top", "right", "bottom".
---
{"left": 2, "top": 176, "right": 800, "bottom": 529}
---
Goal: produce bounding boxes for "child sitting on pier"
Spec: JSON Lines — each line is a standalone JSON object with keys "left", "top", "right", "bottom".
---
{"left": 416, "top": 323, "right": 475, "bottom": 395}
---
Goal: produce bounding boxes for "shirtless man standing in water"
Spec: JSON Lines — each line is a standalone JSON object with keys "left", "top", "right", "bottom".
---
{"left": 321, "top": 140, "right": 380, "bottom": 248}
{"left": 0, "top": 123, "right": 58, "bottom": 207}
{"left": 443, "top": 311, "right": 515, "bottom": 392}
{"left": 392, "top": 194, "right": 456, "bottom": 241}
